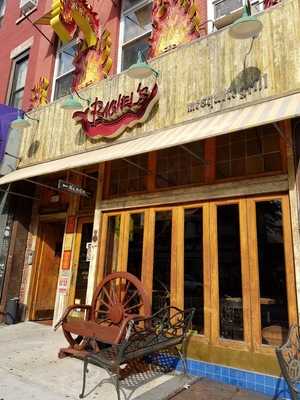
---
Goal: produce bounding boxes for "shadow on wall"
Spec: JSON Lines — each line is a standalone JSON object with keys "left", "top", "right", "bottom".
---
{"left": 229, "top": 67, "right": 262, "bottom": 96}
{"left": 27, "top": 140, "right": 40, "bottom": 158}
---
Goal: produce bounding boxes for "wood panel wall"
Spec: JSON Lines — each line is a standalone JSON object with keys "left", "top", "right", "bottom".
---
{"left": 18, "top": 0, "right": 300, "bottom": 167}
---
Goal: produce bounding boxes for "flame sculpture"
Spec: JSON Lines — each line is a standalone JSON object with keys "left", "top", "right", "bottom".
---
{"left": 36, "top": 0, "right": 112, "bottom": 91}
{"left": 30, "top": 77, "right": 49, "bottom": 110}
{"left": 73, "top": 29, "right": 113, "bottom": 91}
{"left": 149, "top": 0, "right": 203, "bottom": 58}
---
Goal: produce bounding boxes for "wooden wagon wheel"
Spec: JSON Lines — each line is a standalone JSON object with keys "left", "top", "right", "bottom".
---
{"left": 60, "top": 272, "right": 151, "bottom": 353}
{"left": 62, "top": 331, "right": 96, "bottom": 352}
{"left": 92, "top": 272, "right": 151, "bottom": 325}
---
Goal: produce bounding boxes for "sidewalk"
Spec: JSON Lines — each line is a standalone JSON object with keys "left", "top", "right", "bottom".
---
{"left": 0, "top": 322, "right": 195, "bottom": 400}
{"left": 169, "top": 379, "right": 271, "bottom": 400}
{"left": 0, "top": 322, "right": 271, "bottom": 400}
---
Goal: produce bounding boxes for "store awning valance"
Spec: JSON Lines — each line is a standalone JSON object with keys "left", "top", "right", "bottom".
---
{"left": 1, "top": 92, "right": 300, "bottom": 186}
{"left": 0, "top": 105, "right": 19, "bottom": 162}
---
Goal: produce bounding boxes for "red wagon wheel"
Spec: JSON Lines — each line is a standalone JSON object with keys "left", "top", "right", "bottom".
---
{"left": 60, "top": 272, "right": 151, "bottom": 354}
{"left": 92, "top": 272, "right": 151, "bottom": 325}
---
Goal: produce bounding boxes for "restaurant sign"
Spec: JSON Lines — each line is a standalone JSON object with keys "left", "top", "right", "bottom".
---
{"left": 188, "top": 72, "right": 268, "bottom": 113}
{"left": 73, "top": 82, "right": 159, "bottom": 139}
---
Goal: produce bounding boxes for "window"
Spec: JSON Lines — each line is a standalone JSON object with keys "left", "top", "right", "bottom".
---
{"left": 216, "top": 125, "right": 283, "bottom": 180}
{"left": 105, "top": 125, "right": 285, "bottom": 199}
{"left": 8, "top": 51, "right": 29, "bottom": 108}
{"left": 108, "top": 154, "right": 148, "bottom": 197}
{"left": 0, "top": 0, "right": 6, "bottom": 27}
{"left": 53, "top": 41, "right": 78, "bottom": 100}
{"left": 120, "top": 0, "right": 152, "bottom": 71}
{"left": 156, "top": 142, "right": 205, "bottom": 188}
{"left": 19, "top": 0, "right": 38, "bottom": 14}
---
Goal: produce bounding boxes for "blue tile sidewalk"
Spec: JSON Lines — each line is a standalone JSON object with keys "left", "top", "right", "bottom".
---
{"left": 185, "top": 359, "right": 290, "bottom": 399}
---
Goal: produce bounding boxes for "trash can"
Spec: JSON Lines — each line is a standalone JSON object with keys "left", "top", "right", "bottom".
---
{"left": 5, "top": 297, "right": 19, "bottom": 324}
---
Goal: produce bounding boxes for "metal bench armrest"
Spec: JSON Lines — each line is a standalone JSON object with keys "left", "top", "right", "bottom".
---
{"left": 276, "top": 325, "right": 300, "bottom": 399}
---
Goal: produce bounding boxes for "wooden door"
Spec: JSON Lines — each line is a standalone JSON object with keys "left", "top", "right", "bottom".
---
{"left": 32, "top": 223, "right": 64, "bottom": 320}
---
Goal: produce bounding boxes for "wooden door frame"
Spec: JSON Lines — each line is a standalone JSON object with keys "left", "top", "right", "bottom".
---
{"left": 96, "top": 193, "right": 297, "bottom": 353}
{"left": 247, "top": 193, "right": 298, "bottom": 354}
{"left": 209, "top": 198, "right": 251, "bottom": 351}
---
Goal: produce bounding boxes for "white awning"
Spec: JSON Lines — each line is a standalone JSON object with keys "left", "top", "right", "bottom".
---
{"left": 1, "top": 92, "right": 300, "bottom": 186}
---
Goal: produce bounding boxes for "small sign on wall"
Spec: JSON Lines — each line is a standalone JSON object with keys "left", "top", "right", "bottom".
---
{"left": 86, "top": 242, "right": 92, "bottom": 262}
{"left": 58, "top": 270, "right": 70, "bottom": 295}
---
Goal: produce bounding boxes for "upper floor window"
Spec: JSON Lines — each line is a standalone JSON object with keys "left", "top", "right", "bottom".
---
{"left": 0, "top": 0, "right": 6, "bottom": 27}
{"left": 9, "top": 51, "right": 29, "bottom": 108}
{"left": 19, "top": 0, "right": 38, "bottom": 16}
{"left": 53, "top": 40, "right": 78, "bottom": 100}
{"left": 120, "top": 0, "right": 152, "bottom": 71}
{"left": 208, "top": 0, "right": 264, "bottom": 33}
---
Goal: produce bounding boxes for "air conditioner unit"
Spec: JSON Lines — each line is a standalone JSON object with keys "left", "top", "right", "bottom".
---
{"left": 20, "top": 0, "right": 37, "bottom": 14}
{"left": 213, "top": 0, "right": 244, "bottom": 29}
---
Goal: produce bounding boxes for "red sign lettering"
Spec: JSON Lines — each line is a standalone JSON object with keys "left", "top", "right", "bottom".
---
{"left": 73, "top": 83, "right": 159, "bottom": 139}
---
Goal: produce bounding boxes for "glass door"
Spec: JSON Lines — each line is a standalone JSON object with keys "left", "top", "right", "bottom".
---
{"left": 71, "top": 218, "right": 93, "bottom": 305}
{"left": 247, "top": 195, "right": 297, "bottom": 349}
{"left": 97, "top": 194, "right": 297, "bottom": 350}
{"left": 152, "top": 210, "right": 172, "bottom": 314}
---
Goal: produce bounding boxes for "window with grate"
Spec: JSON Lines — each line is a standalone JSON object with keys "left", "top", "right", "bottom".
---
{"left": 216, "top": 125, "right": 283, "bottom": 180}
{"left": 156, "top": 141, "right": 206, "bottom": 188}
{"left": 120, "top": 0, "right": 152, "bottom": 71}
{"left": 108, "top": 154, "right": 148, "bottom": 197}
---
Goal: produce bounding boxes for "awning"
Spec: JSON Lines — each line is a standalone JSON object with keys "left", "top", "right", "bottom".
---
{"left": 1, "top": 92, "right": 300, "bottom": 186}
{"left": 0, "top": 105, "right": 19, "bottom": 162}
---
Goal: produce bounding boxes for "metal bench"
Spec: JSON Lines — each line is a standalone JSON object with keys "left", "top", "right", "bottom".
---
{"left": 79, "top": 306, "right": 195, "bottom": 400}
{"left": 276, "top": 325, "right": 300, "bottom": 400}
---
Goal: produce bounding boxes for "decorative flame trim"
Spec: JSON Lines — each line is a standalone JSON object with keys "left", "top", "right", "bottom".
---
{"left": 149, "top": 0, "right": 202, "bottom": 58}
{"left": 35, "top": 1, "right": 113, "bottom": 93}
{"left": 72, "top": 29, "right": 113, "bottom": 91}
{"left": 39, "top": 0, "right": 99, "bottom": 48}
{"left": 30, "top": 77, "right": 49, "bottom": 110}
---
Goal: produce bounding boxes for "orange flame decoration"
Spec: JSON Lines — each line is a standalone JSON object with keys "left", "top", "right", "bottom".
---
{"left": 149, "top": 0, "right": 203, "bottom": 58}
{"left": 72, "top": 30, "right": 113, "bottom": 91}
{"left": 59, "top": 0, "right": 112, "bottom": 91}
{"left": 62, "top": 0, "right": 100, "bottom": 44}
{"left": 30, "top": 77, "right": 49, "bottom": 110}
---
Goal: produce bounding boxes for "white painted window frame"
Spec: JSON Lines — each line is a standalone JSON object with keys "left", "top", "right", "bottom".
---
{"left": 207, "top": 0, "right": 264, "bottom": 33}
{"left": 7, "top": 50, "right": 30, "bottom": 107}
{"left": 117, "top": 0, "right": 152, "bottom": 73}
{"left": 19, "top": 0, "right": 38, "bottom": 13}
{"left": 51, "top": 38, "right": 79, "bottom": 101}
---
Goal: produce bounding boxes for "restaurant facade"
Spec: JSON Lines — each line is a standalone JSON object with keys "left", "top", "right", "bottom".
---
{"left": 0, "top": 0, "right": 300, "bottom": 396}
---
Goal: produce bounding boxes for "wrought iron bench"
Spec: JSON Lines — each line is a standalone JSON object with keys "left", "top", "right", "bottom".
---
{"left": 54, "top": 272, "right": 151, "bottom": 358}
{"left": 276, "top": 325, "right": 300, "bottom": 400}
{"left": 79, "top": 306, "right": 195, "bottom": 400}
